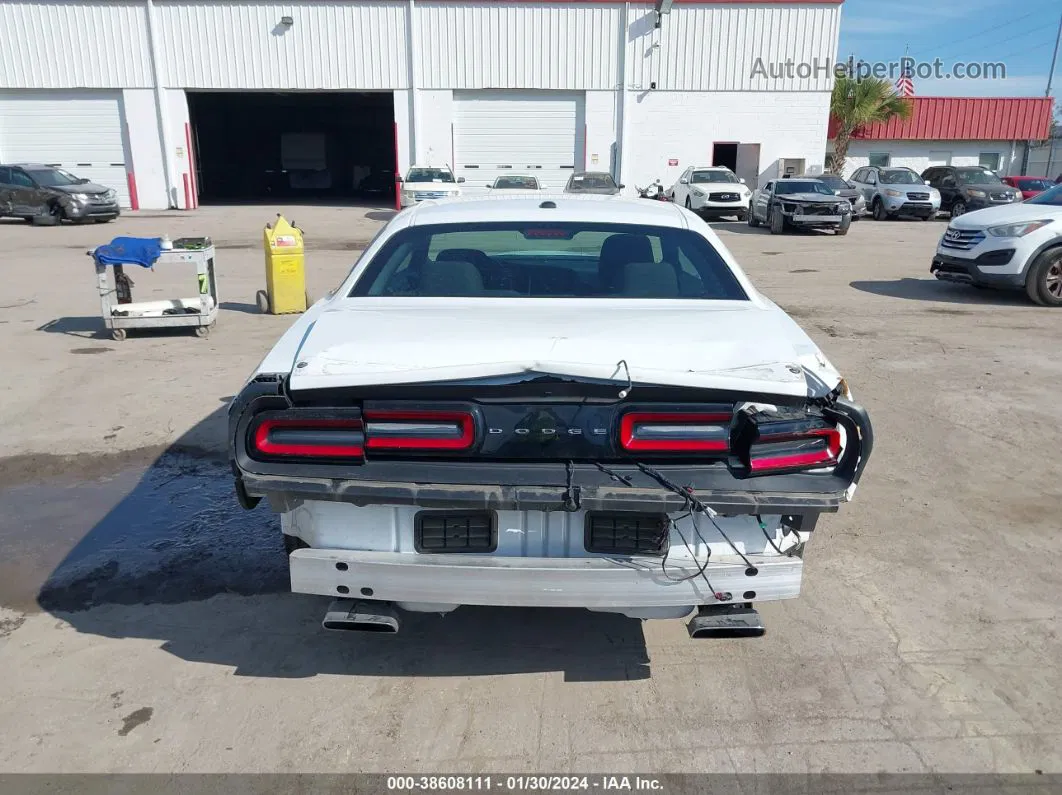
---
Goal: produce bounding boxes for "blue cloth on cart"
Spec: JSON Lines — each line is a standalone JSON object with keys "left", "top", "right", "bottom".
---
{"left": 93, "top": 237, "right": 163, "bottom": 268}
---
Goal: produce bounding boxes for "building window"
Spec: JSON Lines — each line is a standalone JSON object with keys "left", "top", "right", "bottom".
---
{"left": 868, "top": 153, "right": 891, "bottom": 167}
{"left": 979, "top": 152, "right": 1001, "bottom": 171}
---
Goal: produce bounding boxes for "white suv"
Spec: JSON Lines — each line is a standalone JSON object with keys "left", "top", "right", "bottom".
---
{"left": 398, "top": 165, "right": 464, "bottom": 208}
{"left": 930, "top": 184, "right": 1062, "bottom": 306}
{"left": 668, "top": 166, "right": 752, "bottom": 221}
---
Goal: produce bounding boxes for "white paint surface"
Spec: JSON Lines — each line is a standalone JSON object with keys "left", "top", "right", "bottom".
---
{"left": 0, "top": 90, "right": 132, "bottom": 207}
{"left": 839, "top": 140, "right": 1022, "bottom": 179}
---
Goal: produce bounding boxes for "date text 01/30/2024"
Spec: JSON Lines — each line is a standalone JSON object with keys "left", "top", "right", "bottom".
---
{"left": 386, "top": 776, "right": 664, "bottom": 791}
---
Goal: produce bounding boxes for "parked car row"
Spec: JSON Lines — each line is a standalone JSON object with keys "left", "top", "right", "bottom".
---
{"left": 0, "top": 163, "right": 120, "bottom": 224}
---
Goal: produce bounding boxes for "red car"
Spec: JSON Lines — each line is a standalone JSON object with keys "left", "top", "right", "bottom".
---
{"left": 1002, "top": 176, "right": 1053, "bottom": 200}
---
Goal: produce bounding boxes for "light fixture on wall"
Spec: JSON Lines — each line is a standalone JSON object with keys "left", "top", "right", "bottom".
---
{"left": 279, "top": 15, "right": 294, "bottom": 27}
{"left": 654, "top": 0, "right": 673, "bottom": 28}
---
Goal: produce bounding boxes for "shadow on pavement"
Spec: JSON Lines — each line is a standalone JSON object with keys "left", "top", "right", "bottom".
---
{"left": 10, "top": 400, "right": 651, "bottom": 681}
{"left": 219, "top": 301, "right": 261, "bottom": 315}
{"left": 850, "top": 278, "right": 1034, "bottom": 306}
{"left": 364, "top": 210, "right": 397, "bottom": 222}
{"left": 36, "top": 316, "right": 108, "bottom": 338}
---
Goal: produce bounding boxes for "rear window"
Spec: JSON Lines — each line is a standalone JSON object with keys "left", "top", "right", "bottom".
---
{"left": 350, "top": 223, "right": 747, "bottom": 300}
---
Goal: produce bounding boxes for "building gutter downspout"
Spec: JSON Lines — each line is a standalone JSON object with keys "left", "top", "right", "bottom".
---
{"left": 616, "top": 2, "right": 630, "bottom": 187}
{"left": 407, "top": 0, "right": 420, "bottom": 164}
{"left": 144, "top": 0, "right": 177, "bottom": 208}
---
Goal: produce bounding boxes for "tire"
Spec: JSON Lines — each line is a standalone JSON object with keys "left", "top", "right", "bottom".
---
{"left": 872, "top": 198, "right": 889, "bottom": 221}
{"left": 305, "top": 290, "right": 313, "bottom": 308}
{"left": 736, "top": 211, "right": 748, "bottom": 222}
{"left": 194, "top": 325, "right": 210, "bottom": 338}
{"left": 747, "top": 208, "right": 760, "bottom": 227}
{"left": 769, "top": 207, "right": 785, "bottom": 235}
{"left": 111, "top": 328, "right": 127, "bottom": 342}
{"left": 836, "top": 217, "right": 851, "bottom": 236}
{"left": 31, "top": 203, "right": 63, "bottom": 226}
{"left": 255, "top": 289, "right": 270, "bottom": 314}
{"left": 951, "top": 200, "right": 967, "bottom": 219}
{"left": 684, "top": 197, "right": 694, "bottom": 212}
{"left": 1025, "top": 248, "right": 1062, "bottom": 307}
{"left": 922, "top": 213, "right": 934, "bottom": 221}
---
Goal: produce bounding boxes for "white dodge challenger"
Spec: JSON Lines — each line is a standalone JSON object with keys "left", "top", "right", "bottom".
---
{"left": 228, "top": 195, "right": 873, "bottom": 637}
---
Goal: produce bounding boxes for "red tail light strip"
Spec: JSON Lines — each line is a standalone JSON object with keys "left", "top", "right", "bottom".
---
{"left": 363, "top": 410, "right": 476, "bottom": 451}
{"left": 620, "top": 412, "right": 732, "bottom": 453}
{"left": 749, "top": 428, "right": 841, "bottom": 473}
{"left": 252, "top": 418, "right": 365, "bottom": 458}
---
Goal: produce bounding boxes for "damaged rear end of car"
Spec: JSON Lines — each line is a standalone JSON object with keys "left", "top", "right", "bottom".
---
{"left": 227, "top": 198, "right": 873, "bottom": 637}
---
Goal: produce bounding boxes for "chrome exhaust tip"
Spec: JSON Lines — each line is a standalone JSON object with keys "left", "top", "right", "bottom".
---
{"left": 323, "top": 599, "right": 400, "bottom": 633}
{"left": 687, "top": 604, "right": 765, "bottom": 639}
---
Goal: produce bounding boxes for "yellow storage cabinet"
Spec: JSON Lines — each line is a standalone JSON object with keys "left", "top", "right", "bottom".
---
{"left": 257, "top": 214, "right": 309, "bottom": 314}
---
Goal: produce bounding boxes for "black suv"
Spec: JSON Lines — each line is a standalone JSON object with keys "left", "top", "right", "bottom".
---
{"left": 921, "top": 165, "right": 1020, "bottom": 218}
{"left": 0, "top": 164, "right": 120, "bottom": 225}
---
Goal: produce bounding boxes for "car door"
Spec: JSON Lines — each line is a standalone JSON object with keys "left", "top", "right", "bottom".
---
{"left": 8, "top": 168, "right": 40, "bottom": 215}
{"left": 672, "top": 168, "right": 691, "bottom": 203}
{"left": 0, "top": 167, "right": 13, "bottom": 216}
{"left": 755, "top": 181, "right": 774, "bottom": 220}
{"left": 937, "top": 170, "right": 959, "bottom": 210}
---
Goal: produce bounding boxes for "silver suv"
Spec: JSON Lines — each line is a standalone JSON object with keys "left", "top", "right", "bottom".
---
{"left": 849, "top": 166, "right": 941, "bottom": 221}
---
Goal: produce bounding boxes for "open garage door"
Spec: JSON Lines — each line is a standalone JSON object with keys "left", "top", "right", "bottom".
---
{"left": 188, "top": 92, "right": 395, "bottom": 204}
{"left": 0, "top": 90, "right": 131, "bottom": 207}
{"left": 454, "top": 91, "right": 584, "bottom": 191}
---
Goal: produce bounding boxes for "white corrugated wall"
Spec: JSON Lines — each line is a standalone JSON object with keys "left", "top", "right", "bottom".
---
{"left": 416, "top": 2, "right": 620, "bottom": 90}
{"left": 153, "top": 1, "right": 409, "bottom": 89}
{"left": 628, "top": 3, "right": 841, "bottom": 92}
{"left": 0, "top": 1, "right": 153, "bottom": 88}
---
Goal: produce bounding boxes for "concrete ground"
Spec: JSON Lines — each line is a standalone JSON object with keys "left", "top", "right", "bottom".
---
{"left": 1, "top": 204, "right": 1061, "bottom": 776}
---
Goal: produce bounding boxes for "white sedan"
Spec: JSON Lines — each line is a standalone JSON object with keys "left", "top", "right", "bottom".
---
{"left": 228, "top": 196, "right": 873, "bottom": 638}
{"left": 669, "top": 166, "right": 752, "bottom": 221}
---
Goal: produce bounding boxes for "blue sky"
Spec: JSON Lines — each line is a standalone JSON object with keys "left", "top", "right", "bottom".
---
{"left": 837, "top": 0, "right": 1060, "bottom": 104}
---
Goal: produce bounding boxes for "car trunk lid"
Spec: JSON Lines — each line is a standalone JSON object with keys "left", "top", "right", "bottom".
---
{"left": 288, "top": 298, "right": 812, "bottom": 397}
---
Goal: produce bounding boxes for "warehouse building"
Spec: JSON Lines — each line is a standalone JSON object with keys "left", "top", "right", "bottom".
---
{"left": 0, "top": 0, "right": 843, "bottom": 209}
{"left": 829, "top": 97, "right": 1054, "bottom": 178}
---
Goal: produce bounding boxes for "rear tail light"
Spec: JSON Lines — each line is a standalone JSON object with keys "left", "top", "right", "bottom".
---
{"left": 250, "top": 416, "right": 364, "bottom": 460}
{"left": 363, "top": 409, "right": 476, "bottom": 451}
{"left": 741, "top": 416, "right": 842, "bottom": 475}
{"left": 619, "top": 411, "right": 732, "bottom": 453}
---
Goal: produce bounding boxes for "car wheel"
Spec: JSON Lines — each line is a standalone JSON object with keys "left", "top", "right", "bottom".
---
{"left": 747, "top": 208, "right": 760, "bottom": 227}
{"left": 736, "top": 210, "right": 748, "bottom": 222}
{"left": 684, "top": 197, "right": 694, "bottom": 212}
{"left": 255, "top": 289, "right": 271, "bottom": 314}
{"left": 951, "top": 200, "right": 967, "bottom": 218}
{"left": 872, "top": 198, "right": 889, "bottom": 221}
{"left": 836, "top": 217, "right": 851, "bottom": 236}
{"left": 769, "top": 208, "right": 785, "bottom": 235}
{"left": 1026, "top": 248, "right": 1062, "bottom": 307}
{"left": 31, "top": 202, "right": 63, "bottom": 226}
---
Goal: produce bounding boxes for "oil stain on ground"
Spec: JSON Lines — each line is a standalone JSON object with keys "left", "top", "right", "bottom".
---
{"left": 0, "top": 455, "right": 288, "bottom": 613}
{"left": 118, "top": 707, "right": 153, "bottom": 736}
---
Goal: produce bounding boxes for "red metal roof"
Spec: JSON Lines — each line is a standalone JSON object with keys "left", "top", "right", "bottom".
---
{"left": 829, "top": 97, "right": 1054, "bottom": 141}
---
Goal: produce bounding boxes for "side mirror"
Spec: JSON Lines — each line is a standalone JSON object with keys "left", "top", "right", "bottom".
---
{"left": 485, "top": 183, "right": 492, "bottom": 188}
{"left": 924, "top": 180, "right": 931, "bottom": 186}
{"left": 679, "top": 178, "right": 689, "bottom": 184}
{"left": 77, "top": 177, "right": 90, "bottom": 184}
{"left": 395, "top": 176, "right": 403, "bottom": 183}
{"left": 457, "top": 177, "right": 465, "bottom": 184}
{"left": 739, "top": 177, "right": 746, "bottom": 184}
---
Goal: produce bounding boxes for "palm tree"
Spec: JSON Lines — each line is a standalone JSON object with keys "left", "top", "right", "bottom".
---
{"left": 829, "top": 76, "right": 913, "bottom": 175}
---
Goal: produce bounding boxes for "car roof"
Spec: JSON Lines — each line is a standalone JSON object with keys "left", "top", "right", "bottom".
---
{"left": 569, "top": 171, "right": 614, "bottom": 178}
{"left": 403, "top": 194, "right": 688, "bottom": 229}
{"left": 688, "top": 165, "right": 733, "bottom": 171}
{"left": 7, "top": 163, "right": 51, "bottom": 169}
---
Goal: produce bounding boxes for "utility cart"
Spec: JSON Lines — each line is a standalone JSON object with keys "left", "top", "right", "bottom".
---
{"left": 92, "top": 238, "right": 218, "bottom": 341}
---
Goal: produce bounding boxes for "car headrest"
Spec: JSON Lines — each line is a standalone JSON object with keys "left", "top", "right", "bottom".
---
{"left": 420, "top": 258, "right": 484, "bottom": 296}
{"left": 619, "top": 261, "right": 679, "bottom": 298}
{"left": 599, "top": 234, "right": 654, "bottom": 292}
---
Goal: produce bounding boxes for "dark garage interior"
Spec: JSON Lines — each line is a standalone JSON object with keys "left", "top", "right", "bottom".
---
{"left": 187, "top": 91, "right": 396, "bottom": 204}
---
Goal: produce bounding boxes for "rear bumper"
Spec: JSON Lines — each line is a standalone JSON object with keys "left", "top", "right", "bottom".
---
{"left": 290, "top": 547, "right": 802, "bottom": 608}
